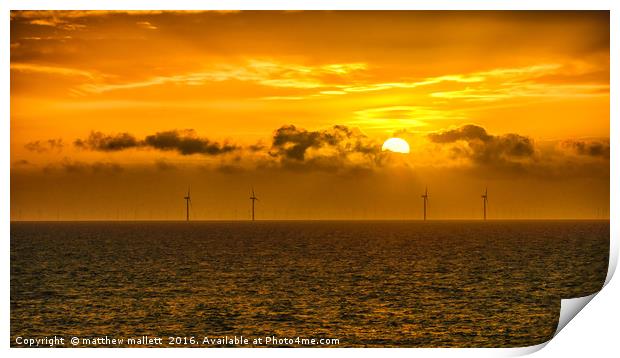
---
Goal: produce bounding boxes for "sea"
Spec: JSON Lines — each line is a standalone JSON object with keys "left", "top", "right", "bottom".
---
{"left": 10, "top": 220, "right": 609, "bottom": 347}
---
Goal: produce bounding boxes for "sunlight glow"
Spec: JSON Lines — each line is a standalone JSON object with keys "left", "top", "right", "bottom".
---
{"left": 382, "top": 137, "right": 410, "bottom": 154}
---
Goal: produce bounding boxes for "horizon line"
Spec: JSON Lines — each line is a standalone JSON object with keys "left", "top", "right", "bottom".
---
{"left": 9, "top": 218, "right": 611, "bottom": 223}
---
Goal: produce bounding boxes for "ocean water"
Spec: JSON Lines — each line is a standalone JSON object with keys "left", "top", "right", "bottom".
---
{"left": 11, "top": 220, "right": 608, "bottom": 347}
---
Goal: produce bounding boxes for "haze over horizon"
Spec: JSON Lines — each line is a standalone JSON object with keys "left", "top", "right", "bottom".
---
{"left": 10, "top": 11, "right": 609, "bottom": 220}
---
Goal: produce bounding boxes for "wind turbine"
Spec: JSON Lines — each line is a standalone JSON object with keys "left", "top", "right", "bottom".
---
{"left": 249, "top": 187, "right": 259, "bottom": 221}
{"left": 421, "top": 186, "right": 429, "bottom": 221}
{"left": 184, "top": 186, "right": 191, "bottom": 221}
{"left": 481, "top": 187, "right": 488, "bottom": 221}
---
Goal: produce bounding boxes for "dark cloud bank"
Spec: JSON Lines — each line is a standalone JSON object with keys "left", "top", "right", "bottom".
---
{"left": 269, "top": 124, "right": 383, "bottom": 171}
{"left": 26, "top": 124, "right": 609, "bottom": 177}
{"left": 427, "top": 124, "right": 535, "bottom": 169}
{"left": 67, "top": 125, "right": 384, "bottom": 172}
{"left": 24, "top": 138, "right": 64, "bottom": 153}
{"left": 426, "top": 124, "right": 609, "bottom": 178}
{"left": 561, "top": 139, "right": 610, "bottom": 159}
{"left": 74, "top": 129, "right": 238, "bottom": 155}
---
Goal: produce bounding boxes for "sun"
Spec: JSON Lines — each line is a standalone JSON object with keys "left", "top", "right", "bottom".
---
{"left": 382, "top": 137, "right": 410, "bottom": 154}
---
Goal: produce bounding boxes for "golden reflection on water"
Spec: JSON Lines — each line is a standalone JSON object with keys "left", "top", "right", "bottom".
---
{"left": 11, "top": 221, "right": 608, "bottom": 347}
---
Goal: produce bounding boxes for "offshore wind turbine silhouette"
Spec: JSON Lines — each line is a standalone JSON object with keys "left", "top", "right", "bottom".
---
{"left": 184, "top": 186, "right": 191, "bottom": 221}
{"left": 249, "top": 187, "right": 259, "bottom": 221}
{"left": 481, "top": 187, "right": 488, "bottom": 220}
{"left": 421, "top": 187, "right": 429, "bottom": 221}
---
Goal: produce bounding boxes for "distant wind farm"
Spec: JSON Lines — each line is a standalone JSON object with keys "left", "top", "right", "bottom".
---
{"left": 178, "top": 186, "right": 499, "bottom": 221}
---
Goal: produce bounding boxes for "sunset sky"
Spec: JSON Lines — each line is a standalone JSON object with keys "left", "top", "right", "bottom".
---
{"left": 10, "top": 11, "right": 610, "bottom": 220}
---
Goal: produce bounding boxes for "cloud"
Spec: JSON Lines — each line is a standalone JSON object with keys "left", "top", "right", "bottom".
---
{"left": 24, "top": 139, "right": 64, "bottom": 153}
{"left": 28, "top": 19, "right": 86, "bottom": 31}
{"left": 13, "top": 159, "right": 30, "bottom": 166}
{"left": 11, "top": 63, "right": 97, "bottom": 79}
{"left": 247, "top": 142, "right": 267, "bottom": 152}
{"left": 33, "top": 124, "right": 609, "bottom": 179}
{"left": 66, "top": 125, "right": 384, "bottom": 173}
{"left": 428, "top": 125, "right": 491, "bottom": 143}
{"left": 429, "top": 63, "right": 608, "bottom": 101}
{"left": 427, "top": 124, "right": 535, "bottom": 168}
{"left": 70, "top": 59, "right": 605, "bottom": 107}
{"left": 561, "top": 139, "right": 610, "bottom": 159}
{"left": 144, "top": 130, "right": 238, "bottom": 155}
{"left": 431, "top": 83, "right": 609, "bottom": 101}
{"left": 73, "top": 129, "right": 238, "bottom": 156}
{"left": 76, "top": 59, "right": 367, "bottom": 95}
{"left": 269, "top": 124, "right": 384, "bottom": 171}
{"left": 74, "top": 60, "right": 534, "bottom": 96}
{"left": 45, "top": 158, "right": 124, "bottom": 174}
{"left": 11, "top": 10, "right": 241, "bottom": 33}
{"left": 11, "top": 10, "right": 222, "bottom": 21}
{"left": 136, "top": 21, "right": 158, "bottom": 30}
{"left": 271, "top": 125, "right": 322, "bottom": 161}
{"left": 154, "top": 159, "right": 176, "bottom": 171}
{"left": 416, "top": 124, "right": 610, "bottom": 180}
{"left": 15, "top": 46, "right": 604, "bottom": 105}
{"left": 259, "top": 96, "right": 306, "bottom": 101}
{"left": 74, "top": 132, "right": 139, "bottom": 151}
{"left": 20, "top": 36, "right": 73, "bottom": 41}
{"left": 333, "top": 64, "right": 561, "bottom": 95}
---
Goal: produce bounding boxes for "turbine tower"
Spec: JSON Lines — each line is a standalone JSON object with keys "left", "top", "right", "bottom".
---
{"left": 481, "top": 187, "right": 488, "bottom": 220}
{"left": 184, "top": 186, "right": 191, "bottom": 221}
{"left": 421, "top": 187, "right": 429, "bottom": 221}
{"left": 249, "top": 187, "right": 259, "bottom": 221}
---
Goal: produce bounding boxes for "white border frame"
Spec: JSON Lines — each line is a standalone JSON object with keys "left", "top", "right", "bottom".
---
{"left": 2, "top": 1, "right": 617, "bottom": 357}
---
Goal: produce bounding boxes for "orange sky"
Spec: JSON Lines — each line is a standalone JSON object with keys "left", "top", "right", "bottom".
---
{"left": 10, "top": 11, "right": 610, "bottom": 220}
